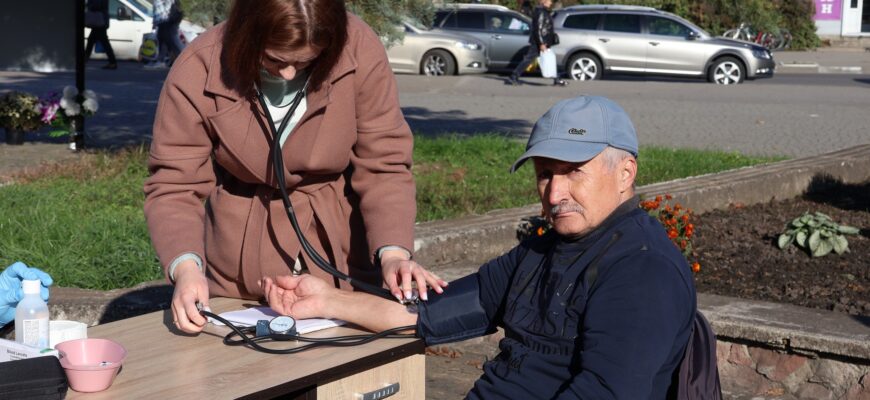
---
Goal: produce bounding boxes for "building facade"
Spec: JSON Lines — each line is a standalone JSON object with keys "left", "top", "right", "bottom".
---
{"left": 814, "top": 0, "right": 870, "bottom": 37}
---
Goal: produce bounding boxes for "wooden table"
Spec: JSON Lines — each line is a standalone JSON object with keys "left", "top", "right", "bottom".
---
{"left": 67, "top": 297, "right": 425, "bottom": 399}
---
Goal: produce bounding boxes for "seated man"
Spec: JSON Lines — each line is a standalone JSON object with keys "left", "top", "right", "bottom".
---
{"left": 262, "top": 96, "right": 696, "bottom": 399}
{"left": 0, "top": 262, "right": 53, "bottom": 328}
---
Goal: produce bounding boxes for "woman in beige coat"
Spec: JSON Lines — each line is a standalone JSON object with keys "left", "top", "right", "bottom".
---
{"left": 144, "top": 0, "right": 446, "bottom": 333}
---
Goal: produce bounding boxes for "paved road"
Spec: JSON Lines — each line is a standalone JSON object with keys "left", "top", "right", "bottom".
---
{"left": 1, "top": 61, "right": 868, "bottom": 159}
{"left": 397, "top": 72, "right": 870, "bottom": 158}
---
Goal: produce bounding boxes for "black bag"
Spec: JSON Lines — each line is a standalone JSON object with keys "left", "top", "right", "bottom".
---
{"left": 676, "top": 311, "right": 723, "bottom": 400}
{"left": 84, "top": 10, "right": 106, "bottom": 29}
{"left": 0, "top": 356, "right": 69, "bottom": 399}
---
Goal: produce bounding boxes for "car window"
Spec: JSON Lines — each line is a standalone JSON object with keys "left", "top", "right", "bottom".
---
{"left": 108, "top": 0, "right": 144, "bottom": 21}
{"left": 434, "top": 11, "right": 452, "bottom": 28}
{"left": 563, "top": 13, "right": 600, "bottom": 30}
{"left": 456, "top": 11, "right": 486, "bottom": 30}
{"left": 126, "top": 0, "right": 152, "bottom": 16}
{"left": 648, "top": 16, "right": 691, "bottom": 37}
{"left": 488, "top": 12, "right": 529, "bottom": 33}
{"left": 602, "top": 13, "right": 641, "bottom": 33}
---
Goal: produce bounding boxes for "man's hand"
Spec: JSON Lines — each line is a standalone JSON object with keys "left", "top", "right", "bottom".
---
{"left": 540, "top": 44, "right": 548, "bottom": 52}
{"left": 381, "top": 251, "right": 447, "bottom": 302}
{"left": 0, "top": 262, "right": 53, "bottom": 326}
{"left": 263, "top": 275, "right": 335, "bottom": 320}
{"left": 171, "top": 260, "right": 210, "bottom": 333}
{"left": 264, "top": 274, "right": 419, "bottom": 333}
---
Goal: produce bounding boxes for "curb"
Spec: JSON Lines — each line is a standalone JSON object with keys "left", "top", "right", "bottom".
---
{"left": 777, "top": 62, "right": 864, "bottom": 74}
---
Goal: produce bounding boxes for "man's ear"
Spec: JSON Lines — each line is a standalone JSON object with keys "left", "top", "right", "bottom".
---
{"left": 618, "top": 157, "right": 637, "bottom": 193}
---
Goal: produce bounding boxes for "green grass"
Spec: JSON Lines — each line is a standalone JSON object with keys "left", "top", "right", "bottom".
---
{"left": 0, "top": 136, "right": 782, "bottom": 290}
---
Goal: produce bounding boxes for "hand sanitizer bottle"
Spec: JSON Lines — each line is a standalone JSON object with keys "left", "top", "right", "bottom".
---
{"left": 14, "top": 280, "right": 49, "bottom": 349}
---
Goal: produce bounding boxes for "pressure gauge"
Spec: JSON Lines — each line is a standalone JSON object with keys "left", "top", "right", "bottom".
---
{"left": 269, "top": 316, "right": 297, "bottom": 336}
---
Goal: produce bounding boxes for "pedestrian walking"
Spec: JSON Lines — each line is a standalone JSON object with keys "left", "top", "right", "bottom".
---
{"left": 145, "top": 0, "right": 185, "bottom": 69}
{"left": 510, "top": 0, "right": 567, "bottom": 86}
{"left": 84, "top": 0, "right": 117, "bottom": 70}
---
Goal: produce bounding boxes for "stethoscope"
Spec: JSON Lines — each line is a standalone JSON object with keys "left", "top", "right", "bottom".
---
{"left": 197, "top": 75, "right": 417, "bottom": 351}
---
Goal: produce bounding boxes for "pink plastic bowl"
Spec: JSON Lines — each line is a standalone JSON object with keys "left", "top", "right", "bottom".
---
{"left": 54, "top": 338, "right": 127, "bottom": 393}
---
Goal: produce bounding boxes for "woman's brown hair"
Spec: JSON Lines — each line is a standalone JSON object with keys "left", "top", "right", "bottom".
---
{"left": 222, "top": 0, "right": 348, "bottom": 94}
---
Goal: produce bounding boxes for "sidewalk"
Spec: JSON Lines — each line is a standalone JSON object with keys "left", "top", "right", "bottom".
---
{"left": 775, "top": 46, "right": 869, "bottom": 74}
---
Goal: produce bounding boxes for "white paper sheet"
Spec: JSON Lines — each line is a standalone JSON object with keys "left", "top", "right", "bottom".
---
{"left": 213, "top": 307, "right": 345, "bottom": 334}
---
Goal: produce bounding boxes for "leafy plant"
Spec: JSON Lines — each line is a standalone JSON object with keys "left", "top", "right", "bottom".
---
{"left": 777, "top": 212, "right": 860, "bottom": 257}
{"left": 0, "top": 91, "right": 42, "bottom": 132}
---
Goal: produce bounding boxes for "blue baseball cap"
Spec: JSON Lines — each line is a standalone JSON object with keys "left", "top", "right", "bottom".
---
{"left": 510, "top": 96, "right": 638, "bottom": 173}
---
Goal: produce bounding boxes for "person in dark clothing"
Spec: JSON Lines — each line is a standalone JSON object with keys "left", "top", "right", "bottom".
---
{"left": 261, "top": 96, "right": 696, "bottom": 399}
{"left": 510, "top": 0, "right": 567, "bottom": 86}
{"left": 145, "top": 0, "right": 185, "bottom": 69}
{"left": 84, "top": 0, "right": 117, "bottom": 70}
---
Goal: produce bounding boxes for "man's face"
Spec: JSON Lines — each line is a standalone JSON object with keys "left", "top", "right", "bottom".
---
{"left": 534, "top": 152, "right": 635, "bottom": 238}
{"left": 540, "top": 0, "right": 553, "bottom": 8}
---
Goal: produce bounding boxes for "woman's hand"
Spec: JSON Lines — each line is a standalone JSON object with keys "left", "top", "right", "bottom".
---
{"left": 380, "top": 251, "right": 447, "bottom": 302}
{"left": 171, "top": 260, "right": 210, "bottom": 334}
{"left": 263, "top": 275, "right": 335, "bottom": 320}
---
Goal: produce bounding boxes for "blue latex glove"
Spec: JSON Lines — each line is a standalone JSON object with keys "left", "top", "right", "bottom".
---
{"left": 0, "top": 262, "right": 53, "bottom": 326}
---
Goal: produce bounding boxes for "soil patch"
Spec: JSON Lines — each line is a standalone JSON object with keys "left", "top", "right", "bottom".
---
{"left": 693, "top": 177, "right": 870, "bottom": 317}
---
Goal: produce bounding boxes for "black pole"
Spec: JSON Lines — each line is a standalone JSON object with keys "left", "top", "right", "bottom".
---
{"left": 74, "top": 0, "right": 86, "bottom": 150}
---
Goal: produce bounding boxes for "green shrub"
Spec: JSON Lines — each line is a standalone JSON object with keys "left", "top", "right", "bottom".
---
{"left": 778, "top": 212, "right": 860, "bottom": 257}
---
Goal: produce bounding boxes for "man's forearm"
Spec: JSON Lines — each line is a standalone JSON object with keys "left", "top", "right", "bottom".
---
{"left": 326, "top": 290, "right": 419, "bottom": 332}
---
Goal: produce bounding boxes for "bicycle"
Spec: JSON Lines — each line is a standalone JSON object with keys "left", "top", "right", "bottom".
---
{"left": 722, "top": 23, "right": 792, "bottom": 51}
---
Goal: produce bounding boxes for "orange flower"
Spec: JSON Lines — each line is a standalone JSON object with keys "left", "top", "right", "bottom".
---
{"left": 655, "top": 195, "right": 663, "bottom": 202}
{"left": 691, "top": 262, "right": 701, "bottom": 273}
{"left": 674, "top": 203, "right": 681, "bottom": 211}
{"left": 668, "top": 229, "right": 679, "bottom": 239}
{"left": 665, "top": 194, "right": 673, "bottom": 200}
{"left": 680, "top": 240, "right": 687, "bottom": 250}
{"left": 537, "top": 226, "right": 545, "bottom": 236}
{"left": 681, "top": 215, "right": 689, "bottom": 223}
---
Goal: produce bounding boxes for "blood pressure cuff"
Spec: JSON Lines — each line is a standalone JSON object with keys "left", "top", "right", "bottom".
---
{"left": 415, "top": 274, "right": 494, "bottom": 345}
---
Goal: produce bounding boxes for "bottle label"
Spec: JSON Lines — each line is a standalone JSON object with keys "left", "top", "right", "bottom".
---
{"left": 21, "top": 318, "right": 49, "bottom": 349}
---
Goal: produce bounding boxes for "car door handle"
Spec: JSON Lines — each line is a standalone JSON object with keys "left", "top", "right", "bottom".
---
{"left": 598, "top": 38, "right": 610, "bottom": 43}
{"left": 649, "top": 41, "right": 660, "bottom": 46}
{"left": 491, "top": 34, "right": 502, "bottom": 40}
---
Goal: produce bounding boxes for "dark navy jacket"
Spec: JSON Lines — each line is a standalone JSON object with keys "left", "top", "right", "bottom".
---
{"left": 416, "top": 198, "right": 696, "bottom": 399}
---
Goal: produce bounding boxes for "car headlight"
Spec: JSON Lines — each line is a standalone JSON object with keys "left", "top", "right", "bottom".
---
{"left": 454, "top": 41, "right": 482, "bottom": 51}
{"left": 752, "top": 48, "right": 771, "bottom": 59}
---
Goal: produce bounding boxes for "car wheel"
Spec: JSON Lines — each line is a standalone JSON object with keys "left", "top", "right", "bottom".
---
{"left": 567, "top": 52, "right": 601, "bottom": 81}
{"left": 421, "top": 50, "right": 456, "bottom": 76}
{"left": 708, "top": 57, "right": 745, "bottom": 85}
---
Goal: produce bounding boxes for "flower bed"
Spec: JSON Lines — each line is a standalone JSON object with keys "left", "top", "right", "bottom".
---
{"left": 693, "top": 178, "right": 870, "bottom": 317}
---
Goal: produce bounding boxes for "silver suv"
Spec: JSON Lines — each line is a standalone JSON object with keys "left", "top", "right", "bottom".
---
{"left": 433, "top": 4, "right": 532, "bottom": 71}
{"left": 552, "top": 5, "right": 775, "bottom": 84}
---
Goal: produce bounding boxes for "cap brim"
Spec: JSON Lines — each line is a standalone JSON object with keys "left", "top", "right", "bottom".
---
{"left": 510, "top": 140, "right": 608, "bottom": 173}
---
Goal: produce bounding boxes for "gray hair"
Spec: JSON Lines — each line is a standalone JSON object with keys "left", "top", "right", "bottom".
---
{"left": 600, "top": 146, "right": 634, "bottom": 171}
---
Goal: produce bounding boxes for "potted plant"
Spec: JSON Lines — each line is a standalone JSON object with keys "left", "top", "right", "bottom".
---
{"left": 0, "top": 91, "right": 43, "bottom": 145}
{"left": 39, "top": 86, "right": 99, "bottom": 151}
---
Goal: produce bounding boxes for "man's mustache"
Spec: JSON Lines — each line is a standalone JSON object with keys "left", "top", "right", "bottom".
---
{"left": 549, "top": 202, "right": 584, "bottom": 215}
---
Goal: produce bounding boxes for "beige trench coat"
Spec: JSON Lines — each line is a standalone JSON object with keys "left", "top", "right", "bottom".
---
{"left": 144, "top": 14, "right": 416, "bottom": 299}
